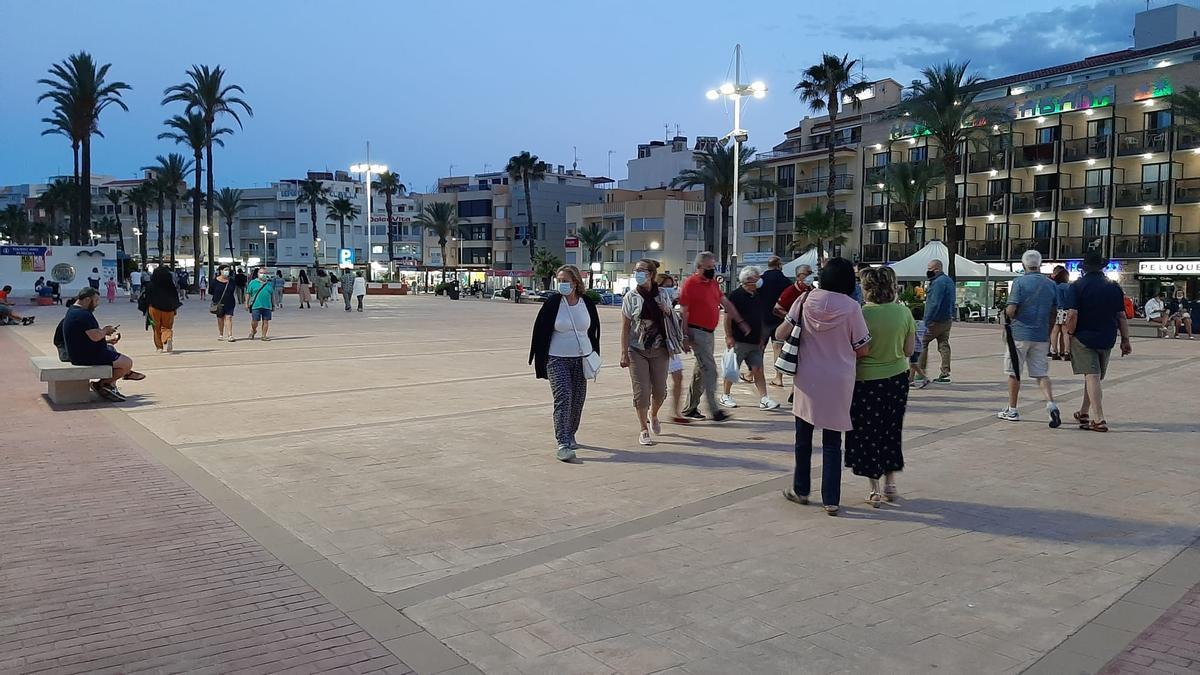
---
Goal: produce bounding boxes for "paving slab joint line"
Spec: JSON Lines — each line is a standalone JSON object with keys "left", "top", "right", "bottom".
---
{"left": 1021, "top": 535, "right": 1200, "bottom": 675}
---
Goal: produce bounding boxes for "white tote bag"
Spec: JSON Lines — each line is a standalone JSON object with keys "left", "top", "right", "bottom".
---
{"left": 565, "top": 300, "right": 602, "bottom": 380}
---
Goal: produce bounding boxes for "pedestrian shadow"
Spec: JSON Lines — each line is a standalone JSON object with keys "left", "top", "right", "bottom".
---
{"left": 166, "top": 349, "right": 218, "bottom": 354}
{"left": 253, "top": 335, "right": 312, "bottom": 341}
{"left": 851, "top": 497, "right": 1199, "bottom": 546}
{"left": 581, "top": 442, "right": 788, "bottom": 472}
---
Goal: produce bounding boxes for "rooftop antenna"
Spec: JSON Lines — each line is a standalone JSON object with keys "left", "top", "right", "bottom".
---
{"left": 607, "top": 150, "right": 614, "bottom": 180}
{"left": 664, "top": 122, "right": 670, "bottom": 141}
{"left": 449, "top": 163, "right": 455, "bottom": 176}
{"left": 483, "top": 162, "right": 490, "bottom": 173}
{"left": 674, "top": 123, "right": 682, "bottom": 137}
{"left": 572, "top": 146, "right": 578, "bottom": 172}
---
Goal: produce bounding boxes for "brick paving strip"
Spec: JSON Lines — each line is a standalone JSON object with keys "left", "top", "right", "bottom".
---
{"left": 1100, "top": 581, "right": 1200, "bottom": 674}
{"left": 0, "top": 332, "right": 477, "bottom": 675}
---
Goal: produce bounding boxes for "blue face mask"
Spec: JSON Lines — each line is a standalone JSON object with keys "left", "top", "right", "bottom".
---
{"left": 634, "top": 271, "right": 649, "bottom": 285}
{"left": 556, "top": 282, "right": 573, "bottom": 295}
{"left": 755, "top": 277, "right": 764, "bottom": 289}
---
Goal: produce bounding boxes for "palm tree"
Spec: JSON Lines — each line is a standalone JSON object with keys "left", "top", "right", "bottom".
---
{"left": 672, "top": 141, "right": 775, "bottom": 271}
{"left": 37, "top": 52, "right": 131, "bottom": 244}
{"left": 162, "top": 65, "right": 252, "bottom": 281}
{"left": 795, "top": 54, "right": 871, "bottom": 217}
{"left": 39, "top": 108, "right": 90, "bottom": 210}
{"left": 881, "top": 161, "right": 945, "bottom": 246}
{"left": 214, "top": 188, "right": 249, "bottom": 260}
{"left": 415, "top": 202, "right": 457, "bottom": 282}
{"left": 126, "top": 183, "right": 152, "bottom": 264}
{"left": 37, "top": 179, "right": 75, "bottom": 242}
{"left": 506, "top": 151, "right": 547, "bottom": 251}
{"left": 792, "top": 206, "right": 852, "bottom": 266}
{"left": 375, "top": 171, "right": 405, "bottom": 264}
{"left": 105, "top": 189, "right": 125, "bottom": 257}
{"left": 160, "top": 112, "right": 227, "bottom": 283}
{"left": 1169, "top": 86, "right": 1200, "bottom": 138}
{"left": 326, "top": 197, "right": 360, "bottom": 255}
{"left": 576, "top": 222, "right": 617, "bottom": 288}
{"left": 297, "top": 178, "right": 330, "bottom": 264}
{"left": 94, "top": 215, "right": 117, "bottom": 243}
{"left": 2, "top": 205, "right": 32, "bottom": 244}
{"left": 531, "top": 247, "right": 563, "bottom": 291}
{"left": 145, "top": 176, "right": 167, "bottom": 263}
{"left": 898, "top": 61, "right": 1006, "bottom": 278}
{"left": 143, "top": 153, "right": 193, "bottom": 265}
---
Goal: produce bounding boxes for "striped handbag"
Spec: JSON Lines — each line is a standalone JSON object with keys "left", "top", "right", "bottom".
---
{"left": 774, "top": 292, "right": 809, "bottom": 376}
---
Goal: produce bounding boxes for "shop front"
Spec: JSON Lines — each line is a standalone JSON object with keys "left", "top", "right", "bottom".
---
{"left": 1134, "top": 259, "right": 1200, "bottom": 304}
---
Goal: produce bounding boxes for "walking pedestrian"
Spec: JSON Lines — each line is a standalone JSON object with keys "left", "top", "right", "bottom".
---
{"left": 620, "top": 258, "right": 685, "bottom": 446}
{"left": 272, "top": 269, "right": 286, "bottom": 310}
{"left": 1064, "top": 250, "right": 1131, "bottom": 432}
{"left": 234, "top": 267, "right": 248, "bottom": 305}
{"left": 1169, "top": 290, "right": 1194, "bottom": 339}
{"left": 341, "top": 269, "right": 355, "bottom": 311}
{"left": 919, "top": 259, "right": 955, "bottom": 383}
{"left": 209, "top": 265, "right": 237, "bottom": 342}
{"left": 246, "top": 268, "right": 274, "bottom": 341}
{"left": 529, "top": 265, "right": 600, "bottom": 462}
{"left": 297, "top": 269, "right": 312, "bottom": 308}
{"left": 176, "top": 268, "right": 189, "bottom": 302}
{"left": 908, "top": 305, "right": 928, "bottom": 387}
{"left": 146, "top": 265, "right": 181, "bottom": 354}
{"left": 658, "top": 273, "right": 689, "bottom": 424}
{"left": 846, "top": 266, "right": 915, "bottom": 507}
{"left": 104, "top": 276, "right": 117, "bottom": 304}
{"left": 719, "top": 266, "right": 779, "bottom": 410}
{"left": 997, "top": 250, "right": 1061, "bottom": 427}
{"left": 129, "top": 267, "right": 142, "bottom": 302}
{"left": 353, "top": 271, "right": 367, "bottom": 311}
{"left": 313, "top": 268, "right": 332, "bottom": 307}
{"left": 88, "top": 267, "right": 101, "bottom": 290}
{"left": 1049, "top": 265, "right": 1071, "bottom": 359}
{"left": 758, "top": 256, "right": 790, "bottom": 387}
{"left": 777, "top": 258, "right": 871, "bottom": 516}
{"left": 679, "top": 251, "right": 755, "bottom": 422}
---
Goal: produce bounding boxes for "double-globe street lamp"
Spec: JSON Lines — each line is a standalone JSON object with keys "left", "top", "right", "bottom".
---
{"left": 132, "top": 227, "right": 143, "bottom": 268}
{"left": 351, "top": 148, "right": 388, "bottom": 282}
{"left": 705, "top": 43, "right": 765, "bottom": 288}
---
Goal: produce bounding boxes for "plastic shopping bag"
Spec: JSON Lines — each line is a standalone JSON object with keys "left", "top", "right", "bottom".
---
{"left": 722, "top": 348, "right": 739, "bottom": 384}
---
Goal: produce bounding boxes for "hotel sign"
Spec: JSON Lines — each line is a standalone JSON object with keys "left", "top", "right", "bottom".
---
{"left": 1133, "top": 77, "right": 1173, "bottom": 101}
{"left": 1139, "top": 260, "right": 1200, "bottom": 275}
{"left": 1009, "top": 84, "right": 1114, "bottom": 120}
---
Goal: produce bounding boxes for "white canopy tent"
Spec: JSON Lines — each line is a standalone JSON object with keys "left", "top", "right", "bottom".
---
{"left": 781, "top": 249, "right": 820, "bottom": 278}
{"left": 887, "top": 240, "right": 1018, "bottom": 281}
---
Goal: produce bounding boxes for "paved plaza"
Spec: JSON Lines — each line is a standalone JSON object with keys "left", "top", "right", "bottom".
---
{"left": 3, "top": 293, "right": 1199, "bottom": 674}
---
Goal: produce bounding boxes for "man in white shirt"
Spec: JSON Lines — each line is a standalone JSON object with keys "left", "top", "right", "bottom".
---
{"left": 129, "top": 268, "right": 142, "bottom": 303}
{"left": 1145, "top": 292, "right": 1168, "bottom": 338}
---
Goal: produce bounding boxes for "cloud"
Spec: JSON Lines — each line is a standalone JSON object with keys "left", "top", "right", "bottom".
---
{"left": 838, "top": 0, "right": 1133, "bottom": 80}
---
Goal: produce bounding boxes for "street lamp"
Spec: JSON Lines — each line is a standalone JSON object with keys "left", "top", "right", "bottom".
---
{"left": 351, "top": 147, "right": 388, "bottom": 281}
{"left": 316, "top": 237, "right": 322, "bottom": 265}
{"left": 259, "top": 226, "right": 278, "bottom": 266}
{"left": 705, "top": 44, "right": 765, "bottom": 288}
{"left": 132, "top": 228, "right": 143, "bottom": 267}
{"left": 88, "top": 229, "right": 99, "bottom": 246}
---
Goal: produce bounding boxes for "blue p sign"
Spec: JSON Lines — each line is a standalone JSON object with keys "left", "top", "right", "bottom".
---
{"left": 339, "top": 248, "right": 355, "bottom": 267}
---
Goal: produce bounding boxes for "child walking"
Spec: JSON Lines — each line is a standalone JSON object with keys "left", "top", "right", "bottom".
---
{"left": 909, "top": 305, "right": 929, "bottom": 388}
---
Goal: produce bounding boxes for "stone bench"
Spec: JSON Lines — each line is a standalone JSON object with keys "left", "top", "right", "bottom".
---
{"left": 30, "top": 356, "right": 111, "bottom": 404}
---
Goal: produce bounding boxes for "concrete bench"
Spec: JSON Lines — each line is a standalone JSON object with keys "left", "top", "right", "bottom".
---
{"left": 1128, "top": 321, "right": 1168, "bottom": 339}
{"left": 30, "top": 356, "right": 111, "bottom": 404}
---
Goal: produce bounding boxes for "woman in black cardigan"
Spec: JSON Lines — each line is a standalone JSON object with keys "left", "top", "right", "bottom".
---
{"left": 529, "top": 265, "right": 600, "bottom": 462}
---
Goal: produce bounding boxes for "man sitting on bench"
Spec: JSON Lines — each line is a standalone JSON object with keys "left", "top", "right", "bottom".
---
{"left": 0, "top": 285, "right": 35, "bottom": 325}
{"left": 60, "top": 287, "right": 144, "bottom": 402}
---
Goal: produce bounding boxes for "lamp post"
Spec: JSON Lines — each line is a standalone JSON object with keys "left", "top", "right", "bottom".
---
{"left": 132, "top": 228, "right": 143, "bottom": 267}
{"left": 316, "top": 237, "right": 322, "bottom": 266}
{"left": 259, "top": 226, "right": 278, "bottom": 266}
{"left": 706, "top": 44, "right": 766, "bottom": 289}
{"left": 88, "top": 229, "right": 99, "bottom": 246}
{"left": 351, "top": 145, "right": 387, "bottom": 282}
{"left": 590, "top": 260, "right": 604, "bottom": 291}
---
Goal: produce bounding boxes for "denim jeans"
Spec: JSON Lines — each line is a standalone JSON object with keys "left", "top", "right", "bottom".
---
{"left": 794, "top": 417, "right": 842, "bottom": 507}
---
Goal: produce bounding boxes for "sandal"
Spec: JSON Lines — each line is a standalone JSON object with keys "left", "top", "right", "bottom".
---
{"left": 867, "top": 492, "right": 882, "bottom": 508}
{"left": 123, "top": 371, "right": 146, "bottom": 381}
{"left": 1087, "top": 420, "right": 1109, "bottom": 432}
{"left": 782, "top": 489, "right": 809, "bottom": 505}
{"left": 1073, "top": 411, "right": 1090, "bottom": 429}
{"left": 883, "top": 484, "right": 899, "bottom": 502}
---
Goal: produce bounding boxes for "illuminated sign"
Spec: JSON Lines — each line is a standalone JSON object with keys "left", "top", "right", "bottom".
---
{"left": 1133, "top": 77, "right": 1172, "bottom": 101}
{"left": 1008, "top": 84, "right": 1114, "bottom": 119}
{"left": 338, "top": 248, "right": 355, "bottom": 268}
{"left": 1139, "top": 260, "right": 1200, "bottom": 275}
{"left": 888, "top": 122, "right": 932, "bottom": 140}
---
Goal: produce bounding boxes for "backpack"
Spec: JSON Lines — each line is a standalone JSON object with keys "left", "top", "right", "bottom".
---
{"left": 137, "top": 287, "right": 150, "bottom": 313}
{"left": 1123, "top": 295, "right": 1135, "bottom": 320}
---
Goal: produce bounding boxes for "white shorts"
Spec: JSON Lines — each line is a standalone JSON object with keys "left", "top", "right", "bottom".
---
{"left": 668, "top": 355, "right": 683, "bottom": 374}
{"left": 1004, "top": 340, "right": 1050, "bottom": 379}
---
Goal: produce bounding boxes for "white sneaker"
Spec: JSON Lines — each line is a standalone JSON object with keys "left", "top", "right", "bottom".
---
{"left": 217, "top": 335, "right": 225, "bottom": 342}
{"left": 759, "top": 396, "right": 780, "bottom": 410}
{"left": 996, "top": 408, "right": 1020, "bottom": 421}
{"left": 638, "top": 430, "right": 655, "bottom": 446}
{"left": 719, "top": 394, "right": 738, "bottom": 408}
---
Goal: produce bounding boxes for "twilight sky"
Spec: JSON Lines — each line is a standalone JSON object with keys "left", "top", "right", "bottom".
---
{"left": 1, "top": 0, "right": 1141, "bottom": 191}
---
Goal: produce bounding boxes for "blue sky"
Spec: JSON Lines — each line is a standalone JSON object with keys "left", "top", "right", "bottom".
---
{"left": 0, "top": 0, "right": 1140, "bottom": 191}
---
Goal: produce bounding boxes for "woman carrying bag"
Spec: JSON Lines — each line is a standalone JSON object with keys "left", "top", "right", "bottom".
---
{"left": 620, "top": 258, "right": 685, "bottom": 447}
{"left": 529, "top": 265, "right": 600, "bottom": 462}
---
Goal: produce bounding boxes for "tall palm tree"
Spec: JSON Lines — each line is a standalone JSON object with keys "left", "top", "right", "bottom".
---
{"left": 576, "top": 222, "right": 618, "bottom": 288}
{"left": 160, "top": 112, "right": 227, "bottom": 283}
{"left": 144, "top": 176, "right": 167, "bottom": 263}
{"left": 162, "top": 65, "right": 251, "bottom": 281}
{"left": 506, "top": 151, "right": 547, "bottom": 251}
{"left": 672, "top": 141, "right": 775, "bottom": 271}
{"left": 297, "top": 178, "right": 330, "bottom": 265}
{"left": 881, "top": 161, "right": 945, "bottom": 245}
{"left": 792, "top": 206, "right": 852, "bottom": 266}
{"left": 105, "top": 189, "right": 125, "bottom": 257}
{"left": 38, "top": 52, "right": 130, "bottom": 244}
{"left": 375, "top": 171, "right": 405, "bottom": 263}
{"left": 39, "top": 108, "right": 88, "bottom": 204}
{"left": 415, "top": 202, "right": 457, "bottom": 282}
{"left": 126, "top": 183, "right": 152, "bottom": 264}
{"left": 794, "top": 53, "right": 871, "bottom": 217}
{"left": 326, "top": 197, "right": 360, "bottom": 255}
{"left": 898, "top": 61, "right": 1006, "bottom": 278}
{"left": 214, "top": 188, "right": 249, "bottom": 260}
{"left": 143, "top": 153, "right": 194, "bottom": 265}
{"left": 2, "top": 205, "right": 32, "bottom": 244}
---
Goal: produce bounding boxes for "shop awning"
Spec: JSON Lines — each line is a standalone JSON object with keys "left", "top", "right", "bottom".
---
{"left": 888, "top": 240, "right": 1019, "bottom": 281}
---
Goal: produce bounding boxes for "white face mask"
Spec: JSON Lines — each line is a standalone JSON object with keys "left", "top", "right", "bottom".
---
{"left": 634, "top": 271, "right": 649, "bottom": 285}
{"left": 754, "top": 278, "right": 763, "bottom": 289}
{"left": 556, "top": 282, "right": 573, "bottom": 295}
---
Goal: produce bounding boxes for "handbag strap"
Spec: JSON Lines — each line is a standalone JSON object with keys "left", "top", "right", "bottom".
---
{"left": 563, "top": 297, "right": 594, "bottom": 358}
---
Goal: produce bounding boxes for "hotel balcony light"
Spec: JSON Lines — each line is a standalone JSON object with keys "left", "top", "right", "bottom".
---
{"left": 1142, "top": 204, "right": 1153, "bottom": 211}
{"left": 990, "top": 169, "right": 998, "bottom": 177}
{"left": 1085, "top": 207, "right": 1094, "bottom": 214}
{"left": 1033, "top": 210, "right": 1041, "bottom": 218}
{"left": 1143, "top": 153, "right": 1153, "bottom": 160}
{"left": 1085, "top": 109, "right": 1095, "bottom": 116}
{"left": 1087, "top": 158, "right": 1097, "bottom": 165}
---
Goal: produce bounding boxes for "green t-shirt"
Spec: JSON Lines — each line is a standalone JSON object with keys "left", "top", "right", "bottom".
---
{"left": 857, "top": 302, "right": 916, "bottom": 381}
{"left": 246, "top": 278, "right": 274, "bottom": 310}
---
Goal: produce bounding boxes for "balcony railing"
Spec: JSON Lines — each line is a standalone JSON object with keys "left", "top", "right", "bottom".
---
{"left": 1114, "top": 181, "right": 1166, "bottom": 208}
{"left": 742, "top": 218, "right": 774, "bottom": 234}
{"left": 1010, "top": 190, "right": 1056, "bottom": 214}
{"left": 860, "top": 243, "right": 885, "bottom": 262}
{"left": 1012, "top": 142, "right": 1057, "bottom": 168}
{"left": 1061, "top": 136, "right": 1111, "bottom": 163}
{"left": 967, "top": 150, "right": 1007, "bottom": 173}
{"left": 1060, "top": 186, "right": 1109, "bottom": 210}
{"left": 795, "top": 174, "right": 855, "bottom": 195}
{"left": 1010, "top": 237, "right": 1052, "bottom": 259}
{"left": 1057, "top": 236, "right": 1106, "bottom": 259}
{"left": 1175, "top": 177, "right": 1200, "bottom": 204}
{"left": 864, "top": 165, "right": 888, "bottom": 183}
{"left": 963, "top": 239, "right": 1005, "bottom": 260}
{"left": 1176, "top": 129, "right": 1200, "bottom": 151}
{"left": 1171, "top": 232, "right": 1200, "bottom": 257}
{"left": 966, "top": 194, "right": 1007, "bottom": 217}
{"left": 888, "top": 241, "right": 921, "bottom": 260}
{"left": 1111, "top": 234, "right": 1164, "bottom": 257}
{"left": 1117, "top": 129, "right": 1169, "bottom": 156}
{"left": 925, "top": 199, "right": 960, "bottom": 221}
{"left": 863, "top": 204, "right": 886, "bottom": 222}
{"left": 889, "top": 205, "right": 916, "bottom": 223}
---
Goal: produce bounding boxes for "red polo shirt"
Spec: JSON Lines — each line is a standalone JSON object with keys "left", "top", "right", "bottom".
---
{"left": 775, "top": 279, "right": 810, "bottom": 315}
{"left": 679, "top": 273, "right": 723, "bottom": 330}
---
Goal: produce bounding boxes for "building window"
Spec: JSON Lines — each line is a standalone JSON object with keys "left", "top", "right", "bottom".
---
{"left": 775, "top": 199, "right": 794, "bottom": 223}
{"left": 1083, "top": 217, "right": 1110, "bottom": 236}
{"left": 458, "top": 199, "right": 492, "bottom": 218}
{"left": 494, "top": 206, "right": 507, "bottom": 219}
{"left": 565, "top": 251, "right": 577, "bottom": 264}
{"left": 1140, "top": 214, "right": 1168, "bottom": 234}
{"left": 614, "top": 250, "right": 625, "bottom": 263}
{"left": 757, "top": 239, "right": 773, "bottom": 253}
{"left": 1034, "top": 126, "right": 1059, "bottom": 144}
{"left": 610, "top": 219, "right": 624, "bottom": 232}
{"left": 283, "top": 223, "right": 296, "bottom": 238}
{"left": 630, "top": 217, "right": 664, "bottom": 231}
{"left": 873, "top": 152, "right": 890, "bottom": 167}
{"left": 776, "top": 165, "right": 795, "bottom": 188}
{"left": 285, "top": 246, "right": 294, "bottom": 257}
{"left": 909, "top": 146, "right": 928, "bottom": 162}
{"left": 1032, "top": 220, "right": 1053, "bottom": 238}
{"left": 326, "top": 224, "right": 337, "bottom": 234}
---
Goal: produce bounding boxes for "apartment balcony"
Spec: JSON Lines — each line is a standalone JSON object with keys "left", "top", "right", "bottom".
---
{"left": 963, "top": 239, "right": 1005, "bottom": 260}
{"left": 1061, "top": 136, "right": 1112, "bottom": 163}
{"left": 1171, "top": 232, "right": 1200, "bottom": 257}
{"left": 967, "top": 150, "right": 1007, "bottom": 173}
{"left": 967, "top": 194, "right": 1007, "bottom": 217}
{"left": 1060, "top": 186, "right": 1109, "bottom": 210}
{"left": 1010, "top": 190, "right": 1056, "bottom": 214}
{"left": 1117, "top": 129, "right": 1169, "bottom": 157}
{"left": 1114, "top": 181, "right": 1167, "bottom": 208}
{"left": 775, "top": 184, "right": 795, "bottom": 197}
{"left": 925, "top": 199, "right": 961, "bottom": 221}
{"left": 1010, "top": 237, "right": 1051, "bottom": 259}
{"left": 859, "top": 243, "right": 885, "bottom": 262}
{"left": 864, "top": 165, "right": 887, "bottom": 184}
{"left": 795, "top": 174, "right": 855, "bottom": 196}
{"left": 1057, "top": 235, "right": 1106, "bottom": 259}
{"left": 742, "top": 218, "right": 775, "bottom": 235}
{"left": 889, "top": 205, "right": 917, "bottom": 223}
{"left": 889, "top": 241, "right": 921, "bottom": 260}
{"left": 1176, "top": 128, "right": 1200, "bottom": 151}
{"left": 863, "top": 204, "right": 886, "bottom": 222}
{"left": 1175, "top": 177, "right": 1200, "bottom": 204}
{"left": 1111, "top": 234, "right": 1165, "bottom": 257}
{"left": 1012, "top": 142, "right": 1057, "bottom": 168}
{"left": 745, "top": 187, "right": 775, "bottom": 201}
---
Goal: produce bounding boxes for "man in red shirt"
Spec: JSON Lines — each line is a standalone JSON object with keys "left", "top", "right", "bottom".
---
{"left": 678, "top": 252, "right": 754, "bottom": 421}
{"left": 773, "top": 264, "right": 813, "bottom": 320}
